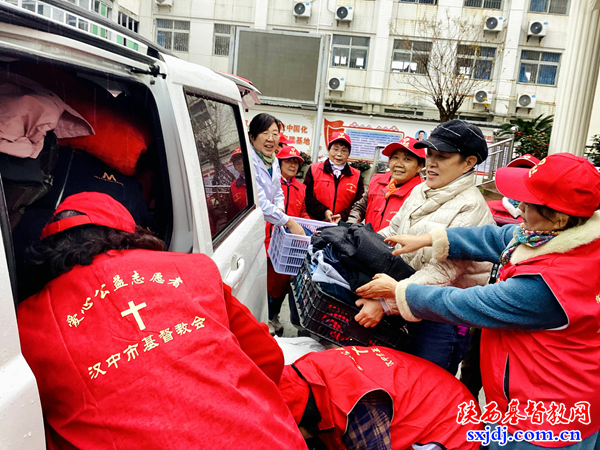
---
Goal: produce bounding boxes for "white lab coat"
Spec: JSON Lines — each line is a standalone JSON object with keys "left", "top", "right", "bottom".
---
{"left": 251, "top": 146, "right": 288, "bottom": 227}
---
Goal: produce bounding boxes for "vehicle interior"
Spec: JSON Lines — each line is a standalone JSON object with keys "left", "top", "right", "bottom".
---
{"left": 0, "top": 54, "right": 173, "bottom": 305}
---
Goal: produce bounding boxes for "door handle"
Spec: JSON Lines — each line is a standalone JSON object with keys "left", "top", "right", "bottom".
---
{"left": 225, "top": 257, "right": 245, "bottom": 288}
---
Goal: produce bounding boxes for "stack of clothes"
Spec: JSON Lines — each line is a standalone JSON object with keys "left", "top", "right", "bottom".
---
{"left": 307, "top": 222, "right": 415, "bottom": 306}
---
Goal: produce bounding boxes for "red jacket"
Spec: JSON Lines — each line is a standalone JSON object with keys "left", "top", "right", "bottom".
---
{"left": 279, "top": 346, "right": 481, "bottom": 450}
{"left": 309, "top": 161, "right": 361, "bottom": 216}
{"left": 364, "top": 173, "right": 422, "bottom": 232}
{"left": 482, "top": 236, "right": 600, "bottom": 444}
{"left": 18, "top": 250, "right": 305, "bottom": 450}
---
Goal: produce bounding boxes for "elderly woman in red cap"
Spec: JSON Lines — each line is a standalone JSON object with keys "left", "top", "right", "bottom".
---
{"left": 17, "top": 192, "right": 306, "bottom": 450}
{"left": 347, "top": 136, "right": 425, "bottom": 232}
{"left": 356, "top": 153, "right": 600, "bottom": 449}
{"left": 266, "top": 146, "right": 310, "bottom": 334}
{"left": 304, "top": 131, "right": 364, "bottom": 223}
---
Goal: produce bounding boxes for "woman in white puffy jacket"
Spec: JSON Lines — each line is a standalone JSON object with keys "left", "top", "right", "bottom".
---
{"left": 355, "top": 120, "right": 495, "bottom": 375}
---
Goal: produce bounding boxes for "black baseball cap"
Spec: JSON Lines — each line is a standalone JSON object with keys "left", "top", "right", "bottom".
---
{"left": 413, "top": 120, "right": 489, "bottom": 164}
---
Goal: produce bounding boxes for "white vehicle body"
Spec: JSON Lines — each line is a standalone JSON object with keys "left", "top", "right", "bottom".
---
{"left": 0, "top": 2, "right": 268, "bottom": 447}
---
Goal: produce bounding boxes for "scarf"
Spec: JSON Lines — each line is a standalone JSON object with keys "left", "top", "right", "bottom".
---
{"left": 255, "top": 148, "right": 276, "bottom": 170}
{"left": 499, "top": 226, "right": 561, "bottom": 268}
{"left": 330, "top": 162, "right": 346, "bottom": 178}
{"left": 385, "top": 178, "right": 401, "bottom": 200}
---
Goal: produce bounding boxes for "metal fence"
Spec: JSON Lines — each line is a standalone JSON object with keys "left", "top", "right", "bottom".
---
{"left": 476, "top": 136, "right": 516, "bottom": 187}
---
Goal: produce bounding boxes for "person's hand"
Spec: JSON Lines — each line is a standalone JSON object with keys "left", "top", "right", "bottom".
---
{"left": 331, "top": 214, "right": 342, "bottom": 224}
{"left": 384, "top": 234, "right": 432, "bottom": 256}
{"left": 355, "top": 273, "right": 398, "bottom": 298}
{"left": 354, "top": 298, "right": 384, "bottom": 328}
{"left": 324, "top": 210, "right": 334, "bottom": 223}
{"left": 286, "top": 218, "right": 306, "bottom": 236}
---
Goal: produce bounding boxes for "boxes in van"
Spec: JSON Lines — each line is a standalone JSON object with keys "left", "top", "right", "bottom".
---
{"left": 0, "top": 1, "right": 268, "bottom": 447}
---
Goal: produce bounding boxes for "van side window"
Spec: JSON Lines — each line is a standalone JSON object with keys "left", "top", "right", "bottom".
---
{"left": 184, "top": 92, "right": 254, "bottom": 241}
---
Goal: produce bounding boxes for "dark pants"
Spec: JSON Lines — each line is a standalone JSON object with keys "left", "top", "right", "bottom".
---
{"left": 268, "top": 295, "right": 285, "bottom": 320}
{"left": 459, "top": 328, "right": 483, "bottom": 398}
{"left": 404, "top": 320, "right": 471, "bottom": 376}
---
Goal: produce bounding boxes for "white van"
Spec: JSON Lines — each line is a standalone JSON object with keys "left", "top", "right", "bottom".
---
{"left": 0, "top": 1, "right": 268, "bottom": 447}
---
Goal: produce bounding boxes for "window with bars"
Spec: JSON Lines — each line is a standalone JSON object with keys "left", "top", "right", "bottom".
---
{"left": 399, "top": 0, "right": 437, "bottom": 3}
{"left": 118, "top": 12, "right": 139, "bottom": 33}
{"left": 529, "top": 0, "right": 570, "bottom": 14}
{"left": 156, "top": 19, "right": 190, "bottom": 52}
{"left": 213, "top": 24, "right": 232, "bottom": 56}
{"left": 331, "top": 35, "right": 370, "bottom": 70}
{"left": 456, "top": 45, "right": 496, "bottom": 80}
{"left": 464, "top": 0, "right": 502, "bottom": 8}
{"left": 518, "top": 50, "right": 561, "bottom": 85}
{"left": 391, "top": 40, "right": 432, "bottom": 74}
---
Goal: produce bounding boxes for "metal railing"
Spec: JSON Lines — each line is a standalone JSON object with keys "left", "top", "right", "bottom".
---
{"left": 476, "top": 136, "right": 516, "bottom": 187}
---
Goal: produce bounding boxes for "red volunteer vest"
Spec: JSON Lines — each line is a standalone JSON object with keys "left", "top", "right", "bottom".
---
{"left": 481, "top": 237, "right": 600, "bottom": 445}
{"left": 265, "top": 177, "right": 310, "bottom": 296}
{"left": 18, "top": 250, "right": 305, "bottom": 450}
{"left": 364, "top": 173, "right": 422, "bottom": 232}
{"left": 310, "top": 161, "right": 360, "bottom": 215}
{"left": 282, "top": 346, "right": 481, "bottom": 450}
{"left": 265, "top": 177, "right": 310, "bottom": 250}
{"left": 230, "top": 178, "right": 248, "bottom": 211}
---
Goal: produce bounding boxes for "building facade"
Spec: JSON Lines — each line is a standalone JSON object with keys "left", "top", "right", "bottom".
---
{"left": 135, "top": 0, "right": 572, "bottom": 124}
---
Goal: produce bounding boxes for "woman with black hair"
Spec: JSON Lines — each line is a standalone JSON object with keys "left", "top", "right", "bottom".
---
{"left": 17, "top": 192, "right": 306, "bottom": 450}
{"left": 249, "top": 113, "right": 304, "bottom": 236}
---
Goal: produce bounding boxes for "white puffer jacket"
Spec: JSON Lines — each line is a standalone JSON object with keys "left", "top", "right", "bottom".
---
{"left": 379, "top": 172, "right": 495, "bottom": 288}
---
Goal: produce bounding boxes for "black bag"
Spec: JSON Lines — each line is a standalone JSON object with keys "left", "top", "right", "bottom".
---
{"left": 0, "top": 131, "right": 59, "bottom": 229}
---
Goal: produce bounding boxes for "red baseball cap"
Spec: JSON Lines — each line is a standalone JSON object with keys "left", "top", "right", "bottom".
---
{"left": 507, "top": 154, "right": 539, "bottom": 168}
{"left": 276, "top": 146, "right": 304, "bottom": 163}
{"left": 41, "top": 192, "right": 136, "bottom": 239}
{"left": 382, "top": 136, "right": 426, "bottom": 159}
{"left": 496, "top": 153, "right": 600, "bottom": 218}
{"left": 328, "top": 131, "right": 351, "bottom": 151}
{"left": 230, "top": 147, "right": 243, "bottom": 162}
{"left": 279, "top": 133, "right": 294, "bottom": 145}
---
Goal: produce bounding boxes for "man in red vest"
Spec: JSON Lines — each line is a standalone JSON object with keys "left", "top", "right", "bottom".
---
{"left": 266, "top": 146, "right": 311, "bottom": 334}
{"left": 304, "top": 131, "right": 363, "bottom": 223}
{"left": 279, "top": 346, "right": 482, "bottom": 450}
{"left": 18, "top": 192, "right": 307, "bottom": 450}
{"left": 348, "top": 136, "right": 425, "bottom": 232}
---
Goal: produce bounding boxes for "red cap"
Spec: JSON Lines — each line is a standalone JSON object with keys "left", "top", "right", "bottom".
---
{"left": 328, "top": 131, "right": 351, "bottom": 151}
{"left": 276, "top": 146, "right": 304, "bottom": 163}
{"left": 230, "top": 147, "right": 243, "bottom": 162}
{"left": 496, "top": 153, "right": 600, "bottom": 217}
{"left": 41, "top": 192, "right": 136, "bottom": 239}
{"left": 279, "top": 133, "right": 294, "bottom": 145}
{"left": 507, "top": 154, "right": 540, "bottom": 168}
{"left": 382, "top": 136, "right": 426, "bottom": 159}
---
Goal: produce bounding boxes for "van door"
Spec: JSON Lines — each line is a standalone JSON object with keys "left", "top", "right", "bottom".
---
{"left": 0, "top": 180, "right": 46, "bottom": 448}
{"left": 160, "top": 55, "right": 268, "bottom": 322}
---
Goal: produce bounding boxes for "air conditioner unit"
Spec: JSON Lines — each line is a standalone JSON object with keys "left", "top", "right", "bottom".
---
{"left": 293, "top": 2, "right": 311, "bottom": 18}
{"left": 528, "top": 21, "right": 547, "bottom": 37}
{"left": 336, "top": 6, "right": 354, "bottom": 22}
{"left": 155, "top": 0, "right": 172, "bottom": 5}
{"left": 484, "top": 16, "right": 504, "bottom": 32}
{"left": 328, "top": 77, "right": 346, "bottom": 91}
{"left": 473, "top": 90, "right": 493, "bottom": 105}
{"left": 517, "top": 93, "right": 536, "bottom": 109}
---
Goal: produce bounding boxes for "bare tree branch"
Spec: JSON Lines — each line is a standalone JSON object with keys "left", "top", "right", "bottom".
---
{"left": 390, "top": 11, "right": 500, "bottom": 122}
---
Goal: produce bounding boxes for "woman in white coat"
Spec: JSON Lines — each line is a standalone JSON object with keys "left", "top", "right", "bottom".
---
{"left": 249, "top": 113, "right": 304, "bottom": 333}
{"left": 355, "top": 120, "right": 495, "bottom": 375}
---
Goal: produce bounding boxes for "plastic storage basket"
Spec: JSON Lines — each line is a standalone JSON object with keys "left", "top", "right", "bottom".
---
{"left": 269, "top": 217, "right": 336, "bottom": 276}
{"left": 291, "top": 258, "right": 411, "bottom": 350}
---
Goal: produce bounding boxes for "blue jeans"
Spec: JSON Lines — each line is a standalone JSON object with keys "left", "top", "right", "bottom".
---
{"left": 404, "top": 320, "right": 471, "bottom": 375}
